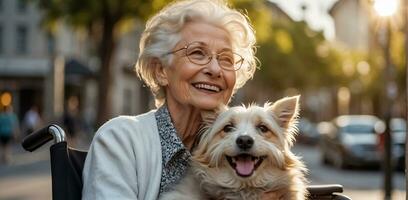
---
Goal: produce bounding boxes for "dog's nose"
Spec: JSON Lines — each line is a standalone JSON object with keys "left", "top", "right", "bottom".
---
{"left": 236, "top": 135, "right": 254, "bottom": 150}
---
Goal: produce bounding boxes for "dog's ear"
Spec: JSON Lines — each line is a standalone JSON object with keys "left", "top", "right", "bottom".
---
{"left": 269, "top": 95, "right": 300, "bottom": 129}
{"left": 201, "top": 104, "right": 228, "bottom": 124}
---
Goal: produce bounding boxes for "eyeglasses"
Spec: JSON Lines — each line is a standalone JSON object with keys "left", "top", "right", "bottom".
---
{"left": 164, "top": 41, "right": 244, "bottom": 71}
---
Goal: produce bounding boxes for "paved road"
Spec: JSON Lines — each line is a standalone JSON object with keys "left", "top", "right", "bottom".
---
{"left": 0, "top": 160, "right": 51, "bottom": 200}
{"left": 0, "top": 144, "right": 51, "bottom": 200}
{"left": 0, "top": 143, "right": 405, "bottom": 200}
{"left": 293, "top": 144, "right": 406, "bottom": 200}
{"left": 0, "top": 136, "right": 90, "bottom": 200}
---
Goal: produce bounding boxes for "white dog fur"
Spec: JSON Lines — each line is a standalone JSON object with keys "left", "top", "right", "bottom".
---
{"left": 160, "top": 96, "right": 308, "bottom": 200}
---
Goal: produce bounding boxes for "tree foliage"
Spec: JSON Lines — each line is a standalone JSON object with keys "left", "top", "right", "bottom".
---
{"left": 253, "top": 18, "right": 346, "bottom": 93}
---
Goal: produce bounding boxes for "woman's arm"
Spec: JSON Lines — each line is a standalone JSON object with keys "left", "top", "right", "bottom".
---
{"left": 82, "top": 117, "right": 139, "bottom": 200}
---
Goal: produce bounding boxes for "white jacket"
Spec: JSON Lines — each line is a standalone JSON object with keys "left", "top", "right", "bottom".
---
{"left": 82, "top": 110, "right": 162, "bottom": 200}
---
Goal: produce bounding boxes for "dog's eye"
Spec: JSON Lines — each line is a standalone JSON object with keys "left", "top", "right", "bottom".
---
{"left": 257, "top": 125, "right": 269, "bottom": 133}
{"left": 223, "top": 124, "right": 234, "bottom": 132}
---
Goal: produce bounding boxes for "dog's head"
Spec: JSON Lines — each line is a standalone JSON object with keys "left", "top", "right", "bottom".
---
{"left": 192, "top": 96, "right": 302, "bottom": 188}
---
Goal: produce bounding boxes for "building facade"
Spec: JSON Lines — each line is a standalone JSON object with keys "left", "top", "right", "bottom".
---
{"left": 0, "top": 0, "right": 52, "bottom": 121}
{"left": 329, "top": 0, "right": 373, "bottom": 51}
{"left": 0, "top": 0, "right": 148, "bottom": 132}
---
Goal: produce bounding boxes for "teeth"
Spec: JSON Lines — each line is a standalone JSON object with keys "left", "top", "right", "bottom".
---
{"left": 194, "top": 83, "right": 221, "bottom": 92}
{"left": 230, "top": 155, "right": 260, "bottom": 162}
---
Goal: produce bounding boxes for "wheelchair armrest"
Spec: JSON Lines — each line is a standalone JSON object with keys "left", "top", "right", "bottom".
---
{"left": 307, "top": 184, "right": 343, "bottom": 196}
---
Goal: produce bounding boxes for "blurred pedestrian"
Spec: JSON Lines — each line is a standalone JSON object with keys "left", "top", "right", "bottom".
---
{"left": 22, "top": 105, "right": 42, "bottom": 136}
{"left": 0, "top": 106, "right": 19, "bottom": 164}
{"left": 63, "top": 96, "right": 82, "bottom": 146}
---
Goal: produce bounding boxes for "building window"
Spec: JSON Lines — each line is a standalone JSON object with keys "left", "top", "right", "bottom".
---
{"left": 17, "top": 0, "right": 27, "bottom": 13}
{"left": 0, "top": 0, "right": 3, "bottom": 12}
{"left": 16, "top": 25, "right": 28, "bottom": 55}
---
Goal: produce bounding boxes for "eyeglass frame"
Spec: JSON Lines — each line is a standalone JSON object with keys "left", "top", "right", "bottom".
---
{"left": 163, "top": 41, "right": 244, "bottom": 71}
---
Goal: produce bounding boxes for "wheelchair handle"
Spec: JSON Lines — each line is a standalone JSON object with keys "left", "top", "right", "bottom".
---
{"left": 22, "top": 124, "right": 67, "bottom": 152}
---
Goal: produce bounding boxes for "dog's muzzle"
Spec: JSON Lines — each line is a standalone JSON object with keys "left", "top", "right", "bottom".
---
{"left": 226, "top": 154, "right": 266, "bottom": 177}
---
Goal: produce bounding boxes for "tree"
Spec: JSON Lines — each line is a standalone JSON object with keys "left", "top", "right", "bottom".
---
{"left": 33, "top": 0, "right": 167, "bottom": 127}
{"left": 253, "top": 19, "right": 345, "bottom": 93}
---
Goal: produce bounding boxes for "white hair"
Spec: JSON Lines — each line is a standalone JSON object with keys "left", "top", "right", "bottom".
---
{"left": 135, "top": 0, "right": 257, "bottom": 107}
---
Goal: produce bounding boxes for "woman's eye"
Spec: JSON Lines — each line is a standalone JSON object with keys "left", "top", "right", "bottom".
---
{"left": 223, "top": 124, "right": 234, "bottom": 132}
{"left": 257, "top": 125, "right": 269, "bottom": 133}
{"left": 218, "top": 56, "right": 234, "bottom": 65}
{"left": 188, "top": 48, "right": 207, "bottom": 60}
{"left": 190, "top": 50, "right": 205, "bottom": 56}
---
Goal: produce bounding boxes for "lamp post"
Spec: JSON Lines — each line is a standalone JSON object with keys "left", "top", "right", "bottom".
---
{"left": 373, "top": 0, "right": 399, "bottom": 199}
{"left": 404, "top": 0, "right": 408, "bottom": 197}
{"left": 381, "top": 18, "right": 393, "bottom": 200}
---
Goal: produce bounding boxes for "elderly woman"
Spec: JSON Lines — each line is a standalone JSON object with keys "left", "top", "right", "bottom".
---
{"left": 82, "top": 0, "right": 259, "bottom": 199}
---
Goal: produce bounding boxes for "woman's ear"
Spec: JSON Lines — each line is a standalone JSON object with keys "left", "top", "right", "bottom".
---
{"left": 153, "top": 58, "right": 168, "bottom": 86}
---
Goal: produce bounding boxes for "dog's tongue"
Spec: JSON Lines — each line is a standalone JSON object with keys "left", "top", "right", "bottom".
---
{"left": 235, "top": 156, "right": 255, "bottom": 176}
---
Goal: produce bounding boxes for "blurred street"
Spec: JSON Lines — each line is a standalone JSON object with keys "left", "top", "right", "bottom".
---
{"left": 0, "top": 144, "right": 51, "bottom": 200}
{"left": 0, "top": 142, "right": 405, "bottom": 200}
{"left": 293, "top": 144, "right": 406, "bottom": 200}
{"left": 0, "top": 133, "right": 90, "bottom": 200}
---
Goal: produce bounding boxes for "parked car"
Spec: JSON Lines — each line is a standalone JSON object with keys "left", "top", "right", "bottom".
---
{"left": 297, "top": 118, "right": 320, "bottom": 145}
{"left": 319, "top": 115, "right": 385, "bottom": 169}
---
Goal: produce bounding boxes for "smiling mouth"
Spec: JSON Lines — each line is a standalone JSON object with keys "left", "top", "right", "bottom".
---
{"left": 192, "top": 83, "right": 222, "bottom": 92}
{"left": 226, "top": 154, "right": 266, "bottom": 177}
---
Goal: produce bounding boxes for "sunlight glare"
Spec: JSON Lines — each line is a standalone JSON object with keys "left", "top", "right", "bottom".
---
{"left": 373, "top": 0, "right": 399, "bottom": 17}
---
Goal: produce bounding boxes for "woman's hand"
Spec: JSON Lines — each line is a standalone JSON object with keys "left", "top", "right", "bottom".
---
{"left": 261, "top": 189, "right": 285, "bottom": 200}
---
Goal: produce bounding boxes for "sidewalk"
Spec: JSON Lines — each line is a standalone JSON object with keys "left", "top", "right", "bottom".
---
{"left": 0, "top": 131, "right": 92, "bottom": 169}
{"left": 0, "top": 134, "right": 92, "bottom": 200}
{"left": 0, "top": 143, "right": 52, "bottom": 200}
{"left": 1, "top": 143, "right": 49, "bottom": 166}
{"left": 310, "top": 178, "right": 406, "bottom": 200}
{"left": 343, "top": 189, "right": 405, "bottom": 200}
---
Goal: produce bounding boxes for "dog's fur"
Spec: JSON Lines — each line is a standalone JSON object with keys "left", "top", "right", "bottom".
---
{"left": 160, "top": 96, "right": 308, "bottom": 200}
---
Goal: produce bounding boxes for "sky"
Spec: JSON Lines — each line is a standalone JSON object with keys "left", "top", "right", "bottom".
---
{"left": 269, "top": 0, "right": 338, "bottom": 39}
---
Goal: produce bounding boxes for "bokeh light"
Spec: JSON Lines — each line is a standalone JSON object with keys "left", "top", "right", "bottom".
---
{"left": 357, "top": 61, "right": 370, "bottom": 76}
{"left": 373, "top": 0, "right": 399, "bottom": 17}
{"left": 0, "top": 92, "right": 12, "bottom": 107}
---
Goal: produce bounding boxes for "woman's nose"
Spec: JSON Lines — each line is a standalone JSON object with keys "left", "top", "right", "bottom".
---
{"left": 204, "top": 57, "right": 222, "bottom": 77}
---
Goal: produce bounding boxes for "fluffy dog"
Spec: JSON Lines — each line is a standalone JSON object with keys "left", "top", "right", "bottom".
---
{"left": 161, "top": 96, "right": 308, "bottom": 200}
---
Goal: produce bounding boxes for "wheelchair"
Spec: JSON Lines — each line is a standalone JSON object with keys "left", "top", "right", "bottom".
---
{"left": 22, "top": 124, "right": 352, "bottom": 200}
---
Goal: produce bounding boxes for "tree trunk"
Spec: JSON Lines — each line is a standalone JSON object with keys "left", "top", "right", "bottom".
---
{"left": 96, "top": 16, "right": 117, "bottom": 128}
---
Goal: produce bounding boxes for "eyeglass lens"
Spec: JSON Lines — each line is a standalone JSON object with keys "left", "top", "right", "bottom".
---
{"left": 185, "top": 43, "right": 242, "bottom": 70}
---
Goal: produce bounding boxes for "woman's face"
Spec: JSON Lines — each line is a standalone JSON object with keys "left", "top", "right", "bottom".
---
{"left": 160, "top": 21, "right": 236, "bottom": 111}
